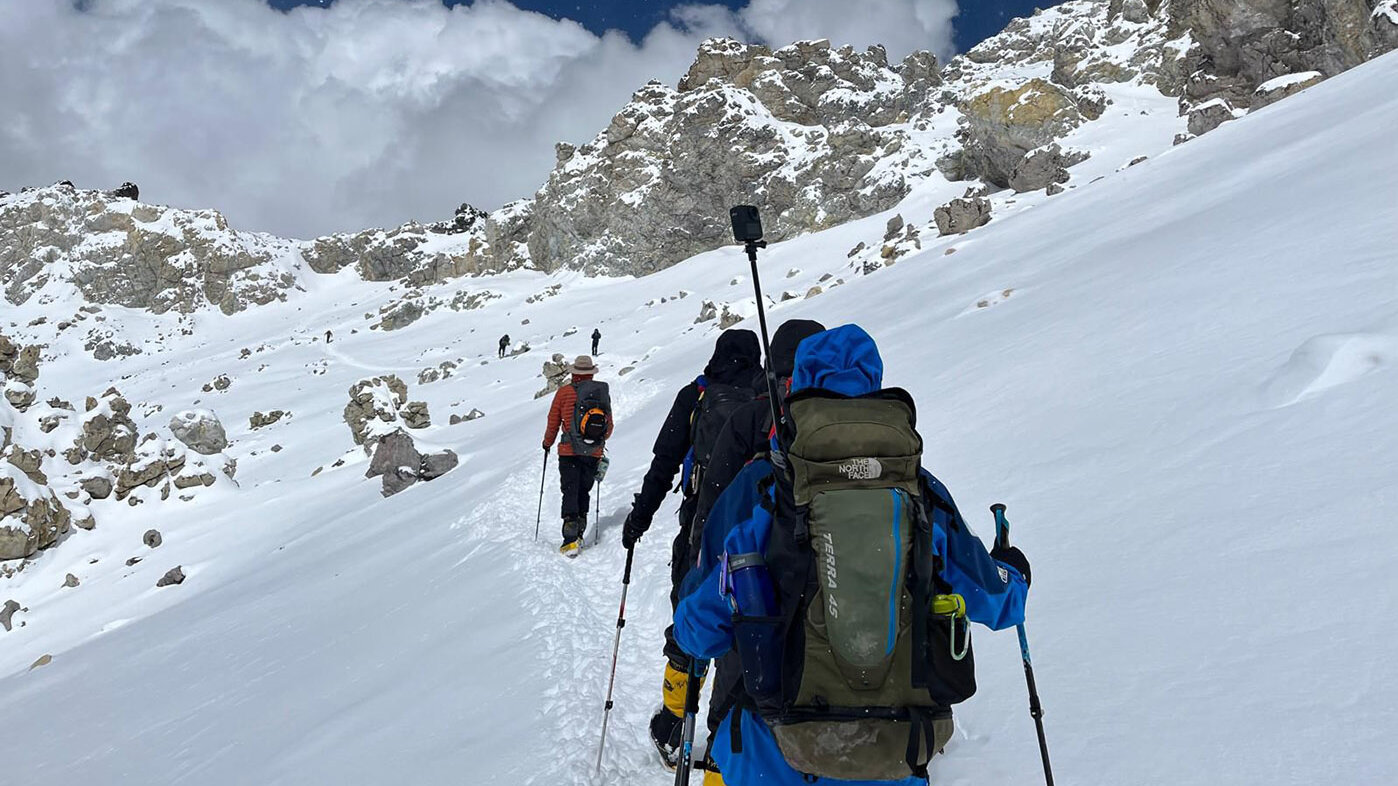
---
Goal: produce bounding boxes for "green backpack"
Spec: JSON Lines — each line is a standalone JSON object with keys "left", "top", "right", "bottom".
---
{"left": 743, "top": 388, "right": 976, "bottom": 781}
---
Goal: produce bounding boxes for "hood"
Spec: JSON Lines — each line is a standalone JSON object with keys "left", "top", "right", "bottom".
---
{"left": 789, "top": 324, "right": 883, "bottom": 396}
{"left": 769, "top": 318, "right": 826, "bottom": 379}
{"left": 703, "top": 328, "right": 761, "bottom": 385}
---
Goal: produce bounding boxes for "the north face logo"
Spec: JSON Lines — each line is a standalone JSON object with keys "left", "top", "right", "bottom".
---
{"left": 837, "top": 457, "right": 883, "bottom": 480}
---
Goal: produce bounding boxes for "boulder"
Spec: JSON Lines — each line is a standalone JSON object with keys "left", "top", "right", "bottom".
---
{"left": 79, "top": 475, "right": 113, "bottom": 500}
{"left": 156, "top": 566, "right": 185, "bottom": 587}
{"left": 420, "top": 450, "right": 459, "bottom": 481}
{"left": 249, "top": 410, "right": 287, "bottom": 429}
{"left": 344, "top": 376, "right": 409, "bottom": 447}
{"left": 934, "top": 197, "right": 993, "bottom": 236}
{"left": 401, "top": 401, "right": 431, "bottom": 430}
{"left": 143, "top": 529, "right": 162, "bottom": 548}
{"left": 1, "top": 599, "right": 20, "bottom": 631}
{"left": 1187, "top": 99, "right": 1239, "bottom": 136}
{"left": 1009, "top": 144, "right": 1087, "bottom": 193}
{"left": 168, "top": 409, "right": 228, "bottom": 455}
{"left": 365, "top": 431, "right": 422, "bottom": 481}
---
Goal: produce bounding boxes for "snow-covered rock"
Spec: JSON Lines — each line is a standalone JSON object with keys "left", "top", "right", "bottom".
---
{"left": 168, "top": 410, "right": 228, "bottom": 455}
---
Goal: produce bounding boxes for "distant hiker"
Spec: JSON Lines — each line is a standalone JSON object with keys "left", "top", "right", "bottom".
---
{"left": 542, "top": 355, "right": 612, "bottom": 557}
{"left": 591, "top": 327, "right": 602, "bottom": 355}
{"left": 499, "top": 334, "right": 510, "bottom": 359}
{"left": 325, "top": 330, "right": 333, "bottom": 344}
{"left": 620, "top": 328, "right": 761, "bottom": 767}
{"left": 673, "top": 324, "right": 1032, "bottom": 786}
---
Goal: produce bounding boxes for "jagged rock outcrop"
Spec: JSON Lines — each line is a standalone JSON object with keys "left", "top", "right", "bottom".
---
{"left": 520, "top": 38, "right": 943, "bottom": 276}
{"left": 1170, "top": 0, "right": 1397, "bottom": 111}
{"left": 344, "top": 376, "right": 411, "bottom": 448}
{"left": 535, "top": 354, "right": 570, "bottom": 399}
{"left": 72, "top": 389, "right": 138, "bottom": 463}
{"left": 1, "top": 462, "right": 72, "bottom": 561}
{"left": 0, "top": 184, "right": 301, "bottom": 314}
{"left": 169, "top": 410, "right": 228, "bottom": 455}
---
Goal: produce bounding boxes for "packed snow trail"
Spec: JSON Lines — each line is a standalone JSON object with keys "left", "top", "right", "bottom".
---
{"left": 2, "top": 50, "right": 1398, "bottom": 786}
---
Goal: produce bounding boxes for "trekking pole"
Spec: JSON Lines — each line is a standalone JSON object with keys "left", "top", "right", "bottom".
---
{"left": 992, "top": 503, "right": 1055, "bottom": 786}
{"left": 594, "top": 479, "right": 602, "bottom": 546}
{"left": 674, "top": 658, "right": 706, "bottom": 786}
{"left": 729, "top": 206, "right": 784, "bottom": 435}
{"left": 594, "top": 547, "right": 636, "bottom": 775}
{"left": 533, "top": 449, "right": 548, "bottom": 541}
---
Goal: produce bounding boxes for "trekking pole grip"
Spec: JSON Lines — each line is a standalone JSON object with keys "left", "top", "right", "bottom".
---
{"left": 991, "top": 503, "right": 1009, "bottom": 550}
{"left": 622, "top": 546, "right": 634, "bottom": 585}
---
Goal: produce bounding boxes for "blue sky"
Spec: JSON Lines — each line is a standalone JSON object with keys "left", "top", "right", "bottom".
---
{"left": 269, "top": 0, "right": 1050, "bottom": 54}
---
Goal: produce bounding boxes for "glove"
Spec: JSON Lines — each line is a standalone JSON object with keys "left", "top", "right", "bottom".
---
{"left": 991, "top": 544, "right": 1032, "bottom": 588}
{"left": 622, "top": 510, "right": 651, "bottom": 550}
{"left": 542, "top": 443, "right": 551, "bottom": 453}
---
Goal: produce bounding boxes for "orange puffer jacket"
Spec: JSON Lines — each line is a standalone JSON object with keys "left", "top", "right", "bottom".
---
{"left": 543, "top": 377, "right": 612, "bottom": 457}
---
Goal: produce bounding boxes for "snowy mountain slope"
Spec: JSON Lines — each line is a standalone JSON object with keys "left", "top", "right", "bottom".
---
{"left": 2, "top": 45, "right": 1397, "bottom": 786}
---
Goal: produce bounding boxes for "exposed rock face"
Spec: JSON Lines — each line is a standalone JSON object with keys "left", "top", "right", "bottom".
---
{"left": 521, "top": 38, "right": 943, "bottom": 276}
{"left": 1, "top": 463, "right": 72, "bottom": 561}
{"left": 449, "top": 408, "right": 485, "bottom": 425}
{"left": 934, "top": 197, "right": 993, "bottom": 235}
{"left": 169, "top": 410, "right": 228, "bottom": 455}
{"left": 0, "top": 184, "right": 300, "bottom": 314}
{"left": 1169, "top": 0, "right": 1395, "bottom": 112}
{"left": 945, "top": 79, "right": 1086, "bottom": 188}
{"left": 344, "top": 376, "right": 409, "bottom": 447}
{"left": 419, "top": 450, "right": 459, "bottom": 481}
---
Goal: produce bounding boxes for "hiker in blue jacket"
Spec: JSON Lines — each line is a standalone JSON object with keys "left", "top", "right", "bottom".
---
{"left": 673, "top": 325, "right": 1032, "bottom": 786}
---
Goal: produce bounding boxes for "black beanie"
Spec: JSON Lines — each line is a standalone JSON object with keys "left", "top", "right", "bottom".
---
{"left": 770, "top": 319, "right": 826, "bottom": 378}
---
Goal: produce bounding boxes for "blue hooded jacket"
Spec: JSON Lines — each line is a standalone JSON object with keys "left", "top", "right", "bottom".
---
{"left": 673, "top": 325, "right": 1029, "bottom": 785}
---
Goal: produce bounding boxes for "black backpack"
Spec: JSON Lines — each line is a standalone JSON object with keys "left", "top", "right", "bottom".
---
{"left": 567, "top": 380, "right": 611, "bottom": 453}
{"left": 686, "top": 378, "right": 755, "bottom": 493}
{"left": 736, "top": 387, "right": 976, "bottom": 781}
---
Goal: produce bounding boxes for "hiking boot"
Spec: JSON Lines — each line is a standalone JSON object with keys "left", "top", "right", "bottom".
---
{"left": 560, "top": 517, "right": 583, "bottom": 557}
{"left": 648, "top": 706, "right": 683, "bottom": 770}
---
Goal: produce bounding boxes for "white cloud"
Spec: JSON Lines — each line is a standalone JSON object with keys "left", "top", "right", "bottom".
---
{"left": 0, "top": 0, "right": 958, "bottom": 239}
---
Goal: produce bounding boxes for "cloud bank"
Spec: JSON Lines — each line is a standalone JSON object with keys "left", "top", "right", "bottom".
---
{"left": 0, "top": 0, "right": 958, "bottom": 238}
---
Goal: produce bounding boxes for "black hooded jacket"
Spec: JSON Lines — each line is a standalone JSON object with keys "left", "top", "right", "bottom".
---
{"left": 689, "top": 319, "right": 825, "bottom": 542}
{"left": 628, "top": 329, "right": 760, "bottom": 530}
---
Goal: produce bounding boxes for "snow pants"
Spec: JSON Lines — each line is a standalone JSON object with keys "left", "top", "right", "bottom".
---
{"left": 557, "top": 454, "right": 599, "bottom": 529}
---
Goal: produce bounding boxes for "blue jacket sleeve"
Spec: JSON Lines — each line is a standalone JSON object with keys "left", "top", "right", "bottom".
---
{"left": 924, "top": 472, "right": 1028, "bottom": 631}
{"left": 674, "top": 472, "right": 775, "bottom": 660}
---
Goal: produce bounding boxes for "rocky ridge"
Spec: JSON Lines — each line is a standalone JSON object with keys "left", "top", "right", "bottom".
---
{"left": 3, "top": 0, "right": 1394, "bottom": 314}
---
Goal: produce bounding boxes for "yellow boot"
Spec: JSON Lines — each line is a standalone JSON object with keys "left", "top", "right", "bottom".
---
{"left": 651, "top": 662, "right": 706, "bottom": 769}
{"left": 703, "top": 767, "right": 728, "bottom": 786}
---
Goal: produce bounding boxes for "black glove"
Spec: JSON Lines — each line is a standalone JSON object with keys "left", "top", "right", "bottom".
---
{"left": 991, "top": 544, "right": 1032, "bottom": 588}
{"left": 622, "top": 510, "right": 651, "bottom": 550}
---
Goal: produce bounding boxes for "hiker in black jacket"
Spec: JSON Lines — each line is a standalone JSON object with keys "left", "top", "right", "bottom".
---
{"left": 620, "top": 327, "right": 760, "bottom": 767}
{"left": 591, "top": 327, "right": 602, "bottom": 355}
{"left": 688, "top": 319, "right": 826, "bottom": 548}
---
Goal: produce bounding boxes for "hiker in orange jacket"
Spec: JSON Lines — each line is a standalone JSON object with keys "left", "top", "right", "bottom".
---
{"left": 542, "top": 355, "right": 612, "bottom": 554}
